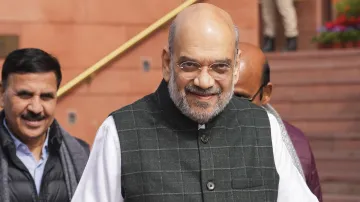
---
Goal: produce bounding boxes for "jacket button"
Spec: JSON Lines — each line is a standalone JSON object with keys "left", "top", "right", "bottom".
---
{"left": 200, "top": 135, "right": 209, "bottom": 144}
{"left": 207, "top": 181, "right": 215, "bottom": 191}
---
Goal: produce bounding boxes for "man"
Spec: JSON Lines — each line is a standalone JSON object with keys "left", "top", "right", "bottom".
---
{"left": 261, "top": 0, "right": 298, "bottom": 52}
{"left": 235, "top": 42, "right": 322, "bottom": 201}
{"left": 0, "top": 48, "right": 90, "bottom": 202}
{"left": 72, "top": 3, "right": 318, "bottom": 202}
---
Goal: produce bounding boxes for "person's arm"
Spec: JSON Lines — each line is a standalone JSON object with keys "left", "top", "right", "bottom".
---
{"left": 71, "top": 116, "right": 124, "bottom": 202}
{"left": 267, "top": 112, "right": 319, "bottom": 202}
{"left": 307, "top": 146, "right": 323, "bottom": 202}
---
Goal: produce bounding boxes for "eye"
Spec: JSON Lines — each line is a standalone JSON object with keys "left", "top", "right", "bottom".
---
{"left": 179, "top": 61, "right": 200, "bottom": 72}
{"left": 40, "top": 93, "right": 54, "bottom": 101}
{"left": 210, "top": 63, "right": 230, "bottom": 73}
{"left": 17, "top": 92, "right": 33, "bottom": 99}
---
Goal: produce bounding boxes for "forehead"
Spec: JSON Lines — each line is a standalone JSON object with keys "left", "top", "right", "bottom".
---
{"left": 174, "top": 23, "right": 235, "bottom": 61}
{"left": 6, "top": 72, "right": 57, "bottom": 92}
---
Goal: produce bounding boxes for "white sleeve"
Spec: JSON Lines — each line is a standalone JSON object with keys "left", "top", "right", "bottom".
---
{"left": 71, "top": 116, "right": 124, "bottom": 202}
{"left": 267, "top": 112, "right": 319, "bottom": 202}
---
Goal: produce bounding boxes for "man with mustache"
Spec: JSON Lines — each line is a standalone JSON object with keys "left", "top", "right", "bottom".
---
{"left": 72, "top": 3, "right": 318, "bottom": 202}
{"left": 235, "top": 42, "right": 322, "bottom": 201}
{"left": 0, "top": 48, "right": 90, "bottom": 202}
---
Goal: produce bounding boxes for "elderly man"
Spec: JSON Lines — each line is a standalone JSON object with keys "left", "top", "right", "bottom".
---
{"left": 72, "top": 3, "right": 318, "bottom": 202}
{"left": 235, "top": 42, "right": 322, "bottom": 201}
{"left": 0, "top": 48, "right": 90, "bottom": 202}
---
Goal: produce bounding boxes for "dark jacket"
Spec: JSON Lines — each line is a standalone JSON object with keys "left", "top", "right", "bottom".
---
{"left": 111, "top": 80, "right": 280, "bottom": 202}
{"left": 283, "top": 120, "right": 322, "bottom": 202}
{"left": 0, "top": 112, "right": 90, "bottom": 202}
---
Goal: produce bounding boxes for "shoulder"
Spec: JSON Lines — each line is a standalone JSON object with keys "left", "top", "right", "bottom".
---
{"left": 230, "top": 97, "right": 268, "bottom": 117}
{"left": 110, "top": 93, "right": 155, "bottom": 117}
{"left": 231, "top": 96, "right": 264, "bottom": 109}
{"left": 74, "top": 137, "right": 90, "bottom": 154}
{"left": 282, "top": 120, "right": 310, "bottom": 146}
{"left": 283, "top": 121, "right": 307, "bottom": 138}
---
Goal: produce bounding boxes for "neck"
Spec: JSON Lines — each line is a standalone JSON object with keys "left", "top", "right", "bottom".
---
{"left": 23, "top": 134, "right": 47, "bottom": 161}
{"left": 4, "top": 118, "right": 47, "bottom": 161}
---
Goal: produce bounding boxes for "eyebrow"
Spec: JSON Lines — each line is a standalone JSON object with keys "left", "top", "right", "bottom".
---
{"left": 16, "top": 90, "right": 55, "bottom": 98}
{"left": 40, "top": 92, "right": 55, "bottom": 98}
{"left": 16, "top": 90, "right": 33, "bottom": 95}
{"left": 177, "top": 56, "right": 198, "bottom": 63}
{"left": 178, "top": 56, "right": 232, "bottom": 64}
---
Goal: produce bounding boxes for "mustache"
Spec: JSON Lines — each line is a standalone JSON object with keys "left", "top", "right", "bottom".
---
{"left": 185, "top": 85, "right": 222, "bottom": 96}
{"left": 21, "top": 112, "right": 46, "bottom": 121}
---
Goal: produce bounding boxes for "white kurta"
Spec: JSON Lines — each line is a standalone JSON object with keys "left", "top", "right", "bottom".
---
{"left": 71, "top": 112, "right": 319, "bottom": 202}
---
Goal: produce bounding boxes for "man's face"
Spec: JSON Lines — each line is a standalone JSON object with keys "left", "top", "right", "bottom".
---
{"left": 1, "top": 72, "right": 58, "bottom": 141}
{"left": 235, "top": 61, "right": 271, "bottom": 106}
{"left": 164, "top": 24, "right": 239, "bottom": 124}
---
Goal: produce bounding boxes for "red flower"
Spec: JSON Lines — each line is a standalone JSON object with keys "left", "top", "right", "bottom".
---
{"left": 335, "top": 14, "right": 347, "bottom": 25}
{"left": 325, "top": 22, "right": 334, "bottom": 29}
{"left": 348, "top": 16, "right": 357, "bottom": 25}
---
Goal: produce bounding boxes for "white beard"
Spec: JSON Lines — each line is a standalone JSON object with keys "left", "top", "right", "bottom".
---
{"left": 167, "top": 66, "right": 233, "bottom": 124}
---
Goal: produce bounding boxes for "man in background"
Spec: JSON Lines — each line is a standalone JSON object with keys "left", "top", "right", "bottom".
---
{"left": 0, "top": 48, "right": 90, "bottom": 202}
{"left": 261, "top": 0, "right": 299, "bottom": 52}
{"left": 235, "top": 42, "right": 322, "bottom": 201}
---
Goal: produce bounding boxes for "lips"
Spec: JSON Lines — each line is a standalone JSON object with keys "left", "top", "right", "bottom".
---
{"left": 21, "top": 118, "right": 44, "bottom": 128}
{"left": 190, "top": 92, "right": 214, "bottom": 99}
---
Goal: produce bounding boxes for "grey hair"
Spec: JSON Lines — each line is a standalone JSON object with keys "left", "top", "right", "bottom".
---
{"left": 168, "top": 21, "right": 239, "bottom": 56}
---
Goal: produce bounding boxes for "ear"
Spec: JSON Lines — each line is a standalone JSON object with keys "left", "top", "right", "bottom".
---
{"left": 261, "top": 82, "right": 273, "bottom": 105}
{"left": 162, "top": 46, "right": 171, "bottom": 82}
{"left": 233, "top": 49, "right": 241, "bottom": 84}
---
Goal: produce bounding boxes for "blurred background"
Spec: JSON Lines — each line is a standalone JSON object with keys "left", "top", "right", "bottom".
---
{"left": 0, "top": 0, "right": 359, "bottom": 201}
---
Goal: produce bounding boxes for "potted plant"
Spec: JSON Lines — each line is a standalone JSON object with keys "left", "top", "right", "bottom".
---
{"left": 341, "top": 28, "right": 358, "bottom": 48}
{"left": 312, "top": 31, "right": 338, "bottom": 49}
{"left": 335, "top": 0, "right": 360, "bottom": 17}
{"left": 331, "top": 32, "right": 343, "bottom": 48}
{"left": 312, "top": 0, "right": 360, "bottom": 50}
{"left": 354, "top": 30, "right": 360, "bottom": 47}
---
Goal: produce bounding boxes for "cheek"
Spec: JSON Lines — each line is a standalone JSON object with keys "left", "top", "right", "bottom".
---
{"left": 174, "top": 73, "right": 188, "bottom": 92}
{"left": 218, "top": 79, "right": 233, "bottom": 93}
{"left": 5, "top": 97, "right": 28, "bottom": 116}
{"left": 43, "top": 101, "right": 57, "bottom": 116}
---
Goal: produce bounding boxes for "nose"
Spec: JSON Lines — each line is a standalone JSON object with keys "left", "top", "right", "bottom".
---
{"left": 27, "top": 97, "right": 43, "bottom": 114}
{"left": 193, "top": 68, "right": 215, "bottom": 89}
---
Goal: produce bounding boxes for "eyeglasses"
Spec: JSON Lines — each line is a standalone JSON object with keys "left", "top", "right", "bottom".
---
{"left": 234, "top": 84, "right": 266, "bottom": 102}
{"left": 248, "top": 84, "right": 266, "bottom": 102}
{"left": 177, "top": 61, "right": 232, "bottom": 80}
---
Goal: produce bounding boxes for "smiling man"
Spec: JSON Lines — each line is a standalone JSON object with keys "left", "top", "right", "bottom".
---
{"left": 72, "top": 3, "right": 318, "bottom": 202}
{"left": 0, "top": 48, "right": 90, "bottom": 202}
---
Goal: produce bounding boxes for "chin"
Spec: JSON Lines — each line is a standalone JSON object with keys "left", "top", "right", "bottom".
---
{"left": 191, "top": 104, "right": 215, "bottom": 113}
{"left": 188, "top": 97, "right": 217, "bottom": 108}
{"left": 20, "top": 128, "right": 48, "bottom": 139}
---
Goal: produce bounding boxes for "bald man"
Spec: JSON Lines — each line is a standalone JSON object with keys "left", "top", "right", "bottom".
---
{"left": 235, "top": 42, "right": 322, "bottom": 201}
{"left": 72, "top": 4, "right": 318, "bottom": 202}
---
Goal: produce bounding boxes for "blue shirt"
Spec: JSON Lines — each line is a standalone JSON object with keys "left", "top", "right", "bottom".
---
{"left": 3, "top": 119, "right": 49, "bottom": 194}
